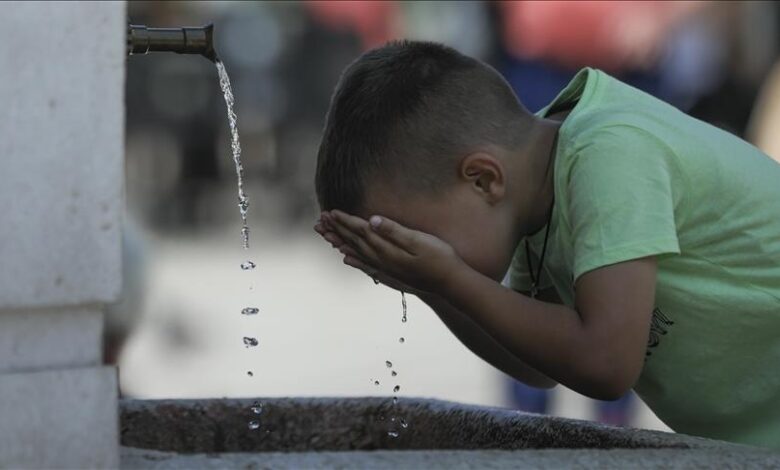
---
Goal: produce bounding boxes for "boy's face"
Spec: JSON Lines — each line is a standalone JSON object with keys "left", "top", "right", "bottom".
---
{"left": 358, "top": 180, "right": 516, "bottom": 282}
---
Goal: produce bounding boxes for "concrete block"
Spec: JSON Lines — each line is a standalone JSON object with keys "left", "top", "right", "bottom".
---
{"left": 0, "top": 366, "right": 119, "bottom": 468}
{"left": 0, "top": 1, "right": 126, "bottom": 308}
{"left": 0, "top": 307, "right": 102, "bottom": 374}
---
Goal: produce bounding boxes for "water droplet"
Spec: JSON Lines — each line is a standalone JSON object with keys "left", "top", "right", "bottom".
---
{"left": 247, "top": 371, "right": 254, "bottom": 377}
{"left": 251, "top": 401, "right": 263, "bottom": 415}
{"left": 388, "top": 431, "right": 399, "bottom": 438}
{"left": 392, "top": 396, "right": 398, "bottom": 405}
{"left": 393, "top": 385, "right": 400, "bottom": 393}
{"left": 400, "top": 419, "right": 408, "bottom": 429}
{"left": 391, "top": 416, "right": 396, "bottom": 422}
{"left": 374, "top": 380, "right": 380, "bottom": 386}
{"left": 243, "top": 337, "right": 259, "bottom": 347}
{"left": 391, "top": 371, "right": 397, "bottom": 377}
{"left": 401, "top": 291, "right": 407, "bottom": 323}
{"left": 241, "top": 307, "right": 259, "bottom": 315}
{"left": 378, "top": 415, "right": 385, "bottom": 421}
{"left": 399, "top": 337, "right": 405, "bottom": 343}
{"left": 248, "top": 420, "right": 260, "bottom": 430}
{"left": 241, "top": 261, "right": 256, "bottom": 270}
{"left": 385, "top": 361, "right": 393, "bottom": 368}
{"left": 240, "top": 226, "right": 250, "bottom": 250}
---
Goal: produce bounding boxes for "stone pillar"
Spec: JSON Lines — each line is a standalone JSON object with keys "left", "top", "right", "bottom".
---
{"left": 0, "top": 1, "right": 125, "bottom": 467}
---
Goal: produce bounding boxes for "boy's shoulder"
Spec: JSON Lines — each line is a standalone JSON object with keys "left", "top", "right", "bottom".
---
{"left": 555, "top": 69, "right": 681, "bottom": 153}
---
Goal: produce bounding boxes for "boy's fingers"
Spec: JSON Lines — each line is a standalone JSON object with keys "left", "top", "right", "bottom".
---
{"left": 323, "top": 232, "right": 346, "bottom": 248}
{"left": 314, "top": 223, "right": 346, "bottom": 249}
{"left": 343, "top": 255, "right": 380, "bottom": 279}
{"left": 329, "top": 214, "right": 381, "bottom": 261}
{"left": 331, "top": 210, "right": 408, "bottom": 260}
{"left": 369, "top": 215, "right": 416, "bottom": 251}
{"left": 338, "top": 244, "right": 361, "bottom": 258}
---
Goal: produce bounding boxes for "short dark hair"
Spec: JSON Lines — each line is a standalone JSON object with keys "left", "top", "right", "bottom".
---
{"left": 315, "top": 40, "right": 530, "bottom": 213}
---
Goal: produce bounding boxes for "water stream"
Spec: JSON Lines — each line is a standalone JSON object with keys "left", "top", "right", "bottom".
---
{"left": 215, "top": 59, "right": 262, "bottom": 432}
{"left": 216, "top": 60, "right": 251, "bottom": 251}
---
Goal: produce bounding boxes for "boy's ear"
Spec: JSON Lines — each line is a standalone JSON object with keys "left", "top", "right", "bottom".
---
{"left": 459, "top": 152, "right": 506, "bottom": 203}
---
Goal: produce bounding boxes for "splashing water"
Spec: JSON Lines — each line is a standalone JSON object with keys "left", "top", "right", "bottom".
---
{"left": 401, "top": 292, "right": 407, "bottom": 323}
{"left": 241, "top": 307, "right": 259, "bottom": 316}
{"left": 243, "top": 337, "right": 259, "bottom": 348}
{"left": 216, "top": 60, "right": 250, "bottom": 250}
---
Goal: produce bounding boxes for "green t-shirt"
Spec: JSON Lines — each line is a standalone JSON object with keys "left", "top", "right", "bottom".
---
{"left": 509, "top": 68, "right": 780, "bottom": 448}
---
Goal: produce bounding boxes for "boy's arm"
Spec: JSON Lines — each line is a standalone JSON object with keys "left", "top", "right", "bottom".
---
{"left": 419, "top": 292, "right": 557, "bottom": 388}
{"left": 325, "top": 210, "right": 655, "bottom": 400}
{"left": 441, "top": 255, "right": 655, "bottom": 400}
{"left": 315, "top": 218, "right": 557, "bottom": 388}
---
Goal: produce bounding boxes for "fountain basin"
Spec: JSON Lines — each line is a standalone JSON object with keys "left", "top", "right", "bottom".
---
{"left": 121, "top": 397, "right": 780, "bottom": 468}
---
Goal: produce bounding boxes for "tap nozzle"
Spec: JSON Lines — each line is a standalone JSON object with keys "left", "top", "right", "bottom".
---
{"left": 127, "top": 23, "right": 216, "bottom": 62}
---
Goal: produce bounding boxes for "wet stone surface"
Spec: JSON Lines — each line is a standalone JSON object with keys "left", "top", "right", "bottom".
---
{"left": 120, "top": 397, "right": 769, "bottom": 454}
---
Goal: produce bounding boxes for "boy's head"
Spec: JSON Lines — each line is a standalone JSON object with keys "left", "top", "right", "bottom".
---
{"left": 316, "top": 41, "right": 542, "bottom": 278}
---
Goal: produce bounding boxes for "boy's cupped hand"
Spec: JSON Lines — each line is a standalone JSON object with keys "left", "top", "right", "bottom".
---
{"left": 314, "top": 210, "right": 465, "bottom": 296}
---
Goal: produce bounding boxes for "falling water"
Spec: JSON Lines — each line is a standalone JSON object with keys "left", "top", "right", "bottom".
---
{"left": 216, "top": 60, "right": 264, "bottom": 433}
{"left": 216, "top": 60, "right": 250, "bottom": 250}
{"left": 401, "top": 292, "right": 407, "bottom": 323}
{"left": 241, "top": 307, "right": 259, "bottom": 316}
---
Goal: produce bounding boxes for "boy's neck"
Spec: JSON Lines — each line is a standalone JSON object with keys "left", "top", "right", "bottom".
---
{"left": 514, "top": 114, "right": 568, "bottom": 239}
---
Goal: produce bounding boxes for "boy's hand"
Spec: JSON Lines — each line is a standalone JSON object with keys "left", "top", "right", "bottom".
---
{"left": 314, "top": 210, "right": 465, "bottom": 295}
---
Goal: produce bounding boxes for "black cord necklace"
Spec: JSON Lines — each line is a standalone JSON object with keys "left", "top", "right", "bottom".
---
{"left": 525, "top": 206, "right": 553, "bottom": 299}
{"left": 525, "top": 132, "right": 558, "bottom": 299}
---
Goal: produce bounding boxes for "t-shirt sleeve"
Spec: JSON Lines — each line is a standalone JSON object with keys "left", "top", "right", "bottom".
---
{"left": 567, "top": 126, "right": 681, "bottom": 280}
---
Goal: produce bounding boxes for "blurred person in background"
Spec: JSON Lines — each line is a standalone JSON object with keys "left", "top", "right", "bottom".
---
{"left": 749, "top": 61, "right": 780, "bottom": 162}
{"left": 104, "top": 218, "right": 147, "bottom": 367}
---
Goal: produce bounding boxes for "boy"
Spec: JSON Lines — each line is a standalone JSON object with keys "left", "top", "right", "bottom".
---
{"left": 313, "top": 41, "right": 780, "bottom": 448}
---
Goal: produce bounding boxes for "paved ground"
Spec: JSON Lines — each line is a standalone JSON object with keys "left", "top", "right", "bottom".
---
{"left": 118, "top": 224, "right": 668, "bottom": 431}
{"left": 122, "top": 447, "right": 780, "bottom": 469}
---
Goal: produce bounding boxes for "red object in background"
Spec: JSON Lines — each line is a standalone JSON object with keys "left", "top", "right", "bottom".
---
{"left": 498, "top": 1, "right": 703, "bottom": 73}
{"left": 304, "top": 1, "right": 400, "bottom": 50}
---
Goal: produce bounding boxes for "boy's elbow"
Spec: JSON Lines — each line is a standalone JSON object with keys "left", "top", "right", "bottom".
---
{"left": 586, "top": 379, "right": 633, "bottom": 401}
{"left": 577, "top": 356, "right": 640, "bottom": 401}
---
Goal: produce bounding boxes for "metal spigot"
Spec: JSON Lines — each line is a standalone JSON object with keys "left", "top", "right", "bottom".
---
{"left": 127, "top": 23, "right": 217, "bottom": 62}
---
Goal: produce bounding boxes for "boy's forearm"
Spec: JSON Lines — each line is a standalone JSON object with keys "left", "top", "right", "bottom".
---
{"left": 439, "top": 262, "right": 619, "bottom": 399}
{"left": 418, "top": 293, "right": 557, "bottom": 388}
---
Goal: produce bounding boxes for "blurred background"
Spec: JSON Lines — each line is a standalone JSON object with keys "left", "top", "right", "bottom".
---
{"left": 118, "top": 0, "right": 780, "bottom": 431}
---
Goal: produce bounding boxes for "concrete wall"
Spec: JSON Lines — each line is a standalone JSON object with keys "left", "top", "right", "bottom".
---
{"left": 0, "top": 1, "right": 125, "bottom": 467}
